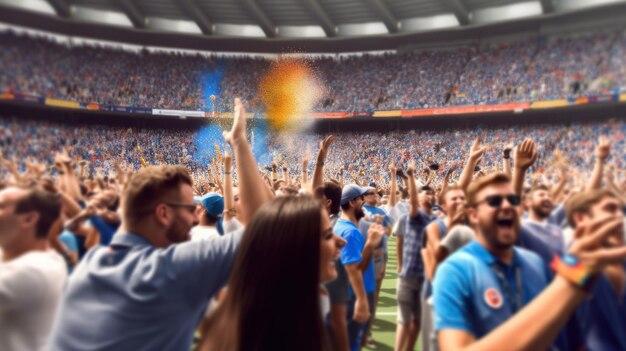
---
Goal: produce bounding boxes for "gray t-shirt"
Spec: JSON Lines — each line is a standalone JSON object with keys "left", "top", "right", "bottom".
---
{"left": 439, "top": 225, "right": 475, "bottom": 254}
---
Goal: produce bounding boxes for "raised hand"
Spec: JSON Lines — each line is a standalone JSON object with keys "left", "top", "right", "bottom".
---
{"left": 514, "top": 138, "right": 538, "bottom": 170}
{"left": 222, "top": 98, "right": 246, "bottom": 147}
{"left": 503, "top": 144, "right": 514, "bottom": 159}
{"left": 595, "top": 136, "right": 611, "bottom": 162}
{"left": 444, "top": 166, "right": 457, "bottom": 184}
{"left": 223, "top": 152, "right": 232, "bottom": 172}
{"left": 367, "top": 223, "right": 385, "bottom": 247}
{"left": 470, "top": 138, "right": 487, "bottom": 161}
{"left": 407, "top": 161, "right": 416, "bottom": 176}
{"left": 569, "top": 216, "right": 626, "bottom": 274}
{"left": 319, "top": 135, "right": 336, "bottom": 159}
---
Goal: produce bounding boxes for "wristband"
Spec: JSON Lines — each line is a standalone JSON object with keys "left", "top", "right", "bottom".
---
{"left": 224, "top": 172, "right": 231, "bottom": 175}
{"left": 550, "top": 254, "right": 596, "bottom": 291}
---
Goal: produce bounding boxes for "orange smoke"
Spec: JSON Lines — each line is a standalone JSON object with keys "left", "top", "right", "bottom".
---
{"left": 258, "top": 58, "right": 323, "bottom": 132}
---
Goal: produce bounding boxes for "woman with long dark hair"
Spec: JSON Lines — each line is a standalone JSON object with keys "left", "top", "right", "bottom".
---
{"left": 199, "top": 195, "right": 344, "bottom": 351}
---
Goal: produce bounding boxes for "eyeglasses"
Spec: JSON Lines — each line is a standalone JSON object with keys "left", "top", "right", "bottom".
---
{"left": 475, "top": 194, "right": 521, "bottom": 208}
{"left": 164, "top": 202, "right": 197, "bottom": 213}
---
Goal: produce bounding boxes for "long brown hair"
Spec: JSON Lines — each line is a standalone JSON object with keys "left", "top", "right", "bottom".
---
{"left": 200, "top": 195, "right": 329, "bottom": 351}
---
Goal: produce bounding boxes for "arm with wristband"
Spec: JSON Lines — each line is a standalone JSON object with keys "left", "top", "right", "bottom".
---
{"left": 438, "top": 216, "right": 626, "bottom": 351}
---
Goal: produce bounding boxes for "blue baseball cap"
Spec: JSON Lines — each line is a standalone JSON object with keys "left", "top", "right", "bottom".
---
{"left": 200, "top": 193, "right": 224, "bottom": 218}
{"left": 341, "top": 184, "right": 369, "bottom": 206}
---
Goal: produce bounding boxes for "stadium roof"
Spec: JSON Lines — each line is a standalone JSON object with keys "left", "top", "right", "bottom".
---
{"left": 1, "top": 0, "right": 623, "bottom": 39}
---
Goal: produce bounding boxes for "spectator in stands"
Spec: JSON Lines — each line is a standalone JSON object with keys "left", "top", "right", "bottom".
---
{"left": 0, "top": 186, "right": 66, "bottom": 351}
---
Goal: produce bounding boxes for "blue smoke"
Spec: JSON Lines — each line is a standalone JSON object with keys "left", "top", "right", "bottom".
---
{"left": 202, "top": 68, "right": 224, "bottom": 111}
{"left": 194, "top": 123, "right": 227, "bottom": 167}
{"left": 252, "top": 119, "right": 272, "bottom": 166}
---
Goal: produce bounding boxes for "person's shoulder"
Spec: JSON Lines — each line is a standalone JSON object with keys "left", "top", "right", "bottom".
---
{"left": 448, "top": 225, "right": 475, "bottom": 236}
{"left": 5, "top": 250, "right": 67, "bottom": 279}
{"left": 514, "top": 246, "right": 545, "bottom": 269}
{"left": 442, "top": 245, "right": 479, "bottom": 268}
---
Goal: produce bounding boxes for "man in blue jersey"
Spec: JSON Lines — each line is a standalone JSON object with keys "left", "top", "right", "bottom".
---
{"left": 335, "top": 184, "right": 384, "bottom": 351}
{"left": 567, "top": 189, "right": 626, "bottom": 351}
{"left": 433, "top": 173, "right": 557, "bottom": 351}
{"left": 360, "top": 185, "right": 392, "bottom": 348}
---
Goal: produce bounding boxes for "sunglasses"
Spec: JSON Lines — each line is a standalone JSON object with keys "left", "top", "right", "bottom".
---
{"left": 475, "top": 194, "right": 521, "bottom": 208}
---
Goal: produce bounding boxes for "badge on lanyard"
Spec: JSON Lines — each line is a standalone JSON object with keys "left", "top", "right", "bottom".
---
{"left": 484, "top": 288, "right": 503, "bottom": 309}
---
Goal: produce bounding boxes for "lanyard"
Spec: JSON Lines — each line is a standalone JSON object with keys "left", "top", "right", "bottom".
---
{"left": 492, "top": 264, "right": 523, "bottom": 313}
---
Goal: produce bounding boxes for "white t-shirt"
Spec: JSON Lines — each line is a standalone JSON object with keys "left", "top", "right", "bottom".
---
{"left": 223, "top": 218, "right": 243, "bottom": 234}
{"left": 0, "top": 250, "right": 68, "bottom": 351}
{"left": 189, "top": 226, "right": 220, "bottom": 241}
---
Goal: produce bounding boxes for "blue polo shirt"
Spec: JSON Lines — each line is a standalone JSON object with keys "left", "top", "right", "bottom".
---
{"left": 49, "top": 229, "right": 243, "bottom": 351}
{"left": 335, "top": 218, "right": 376, "bottom": 295}
{"left": 575, "top": 262, "right": 626, "bottom": 351}
{"left": 433, "top": 241, "right": 552, "bottom": 342}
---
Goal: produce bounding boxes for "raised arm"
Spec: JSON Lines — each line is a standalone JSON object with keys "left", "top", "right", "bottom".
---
{"left": 503, "top": 144, "right": 513, "bottom": 178}
{"left": 223, "top": 153, "right": 235, "bottom": 221}
{"left": 222, "top": 98, "right": 273, "bottom": 225}
{"left": 439, "top": 166, "right": 457, "bottom": 204}
{"left": 551, "top": 166, "right": 569, "bottom": 202}
{"left": 388, "top": 164, "right": 398, "bottom": 208}
{"left": 55, "top": 151, "right": 83, "bottom": 202}
{"left": 0, "top": 157, "right": 23, "bottom": 185}
{"left": 512, "top": 138, "right": 537, "bottom": 196}
{"left": 586, "top": 136, "right": 610, "bottom": 191}
{"left": 312, "top": 135, "right": 335, "bottom": 190}
{"left": 439, "top": 217, "right": 626, "bottom": 351}
{"left": 458, "top": 138, "right": 487, "bottom": 192}
{"left": 407, "top": 163, "right": 419, "bottom": 218}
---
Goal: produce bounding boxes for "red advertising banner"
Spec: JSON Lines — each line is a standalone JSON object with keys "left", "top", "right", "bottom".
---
{"left": 401, "top": 103, "right": 530, "bottom": 117}
{"left": 308, "top": 112, "right": 351, "bottom": 119}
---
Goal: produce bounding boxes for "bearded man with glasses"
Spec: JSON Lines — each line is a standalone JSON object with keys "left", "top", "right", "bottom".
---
{"left": 432, "top": 173, "right": 562, "bottom": 351}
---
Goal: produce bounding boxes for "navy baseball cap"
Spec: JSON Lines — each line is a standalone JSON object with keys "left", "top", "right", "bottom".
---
{"left": 200, "top": 193, "right": 224, "bottom": 218}
{"left": 341, "top": 184, "right": 369, "bottom": 206}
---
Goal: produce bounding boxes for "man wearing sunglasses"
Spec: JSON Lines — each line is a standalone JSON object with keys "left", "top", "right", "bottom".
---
{"left": 432, "top": 173, "right": 560, "bottom": 351}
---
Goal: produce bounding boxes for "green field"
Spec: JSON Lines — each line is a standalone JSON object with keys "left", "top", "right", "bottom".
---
{"left": 368, "top": 235, "right": 422, "bottom": 351}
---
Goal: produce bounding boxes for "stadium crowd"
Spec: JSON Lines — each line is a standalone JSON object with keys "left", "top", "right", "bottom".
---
{"left": 1, "top": 28, "right": 626, "bottom": 113}
{"left": 2, "top": 97, "right": 626, "bottom": 351}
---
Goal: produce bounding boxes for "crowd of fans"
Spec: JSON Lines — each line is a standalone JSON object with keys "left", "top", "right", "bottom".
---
{"left": 1, "top": 28, "right": 626, "bottom": 113}
{"left": 2, "top": 97, "right": 626, "bottom": 351}
{"left": 2, "top": 114, "right": 625, "bottom": 191}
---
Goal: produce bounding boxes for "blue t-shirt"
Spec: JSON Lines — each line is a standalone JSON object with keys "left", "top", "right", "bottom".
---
{"left": 518, "top": 220, "right": 565, "bottom": 267}
{"left": 433, "top": 241, "right": 554, "bottom": 346}
{"left": 335, "top": 218, "right": 376, "bottom": 295}
{"left": 548, "top": 204, "right": 567, "bottom": 228}
{"left": 90, "top": 215, "right": 121, "bottom": 246}
{"left": 575, "top": 263, "right": 626, "bottom": 351}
